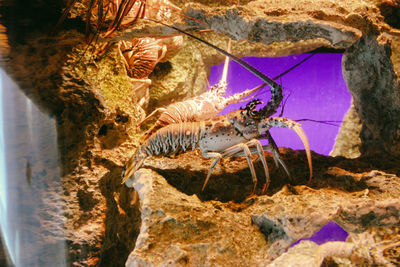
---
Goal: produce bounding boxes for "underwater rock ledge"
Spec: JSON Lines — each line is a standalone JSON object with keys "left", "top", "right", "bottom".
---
{"left": 124, "top": 150, "right": 400, "bottom": 266}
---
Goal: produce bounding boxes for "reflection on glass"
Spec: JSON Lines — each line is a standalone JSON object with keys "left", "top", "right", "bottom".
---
{"left": 0, "top": 69, "right": 67, "bottom": 267}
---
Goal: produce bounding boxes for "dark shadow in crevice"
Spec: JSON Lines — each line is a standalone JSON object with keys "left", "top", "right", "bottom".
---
{"left": 377, "top": 1, "right": 400, "bottom": 29}
{"left": 98, "top": 164, "right": 141, "bottom": 267}
{"left": 145, "top": 148, "right": 399, "bottom": 203}
{"left": 142, "top": 149, "right": 390, "bottom": 202}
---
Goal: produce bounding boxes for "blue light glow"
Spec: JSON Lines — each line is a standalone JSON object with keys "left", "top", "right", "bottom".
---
{"left": 0, "top": 69, "right": 16, "bottom": 266}
{"left": 0, "top": 69, "right": 66, "bottom": 267}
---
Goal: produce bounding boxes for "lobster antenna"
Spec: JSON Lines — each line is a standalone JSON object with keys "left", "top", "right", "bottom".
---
{"left": 251, "top": 54, "right": 315, "bottom": 99}
{"left": 147, "top": 19, "right": 281, "bottom": 92}
{"left": 294, "top": 119, "right": 342, "bottom": 127}
{"left": 220, "top": 38, "right": 231, "bottom": 84}
{"left": 249, "top": 53, "right": 316, "bottom": 106}
{"left": 278, "top": 91, "right": 291, "bottom": 117}
{"left": 272, "top": 53, "right": 315, "bottom": 80}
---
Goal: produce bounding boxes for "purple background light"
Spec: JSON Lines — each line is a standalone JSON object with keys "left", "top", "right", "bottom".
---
{"left": 290, "top": 221, "right": 348, "bottom": 247}
{"left": 208, "top": 53, "right": 352, "bottom": 156}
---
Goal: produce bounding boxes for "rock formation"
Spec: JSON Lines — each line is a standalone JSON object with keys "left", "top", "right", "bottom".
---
{"left": 0, "top": 0, "right": 399, "bottom": 266}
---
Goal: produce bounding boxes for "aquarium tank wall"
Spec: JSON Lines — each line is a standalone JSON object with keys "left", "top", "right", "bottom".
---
{"left": 1, "top": 0, "right": 400, "bottom": 266}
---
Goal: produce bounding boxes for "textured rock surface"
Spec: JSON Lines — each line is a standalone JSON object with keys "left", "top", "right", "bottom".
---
{"left": 184, "top": 1, "right": 362, "bottom": 48}
{"left": 268, "top": 226, "right": 400, "bottom": 266}
{"left": 1, "top": 0, "right": 400, "bottom": 266}
{"left": 267, "top": 241, "right": 319, "bottom": 267}
{"left": 125, "top": 150, "right": 400, "bottom": 265}
{"left": 181, "top": 0, "right": 400, "bottom": 156}
{"left": 330, "top": 100, "right": 362, "bottom": 158}
{"left": 343, "top": 33, "right": 400, "bottom": 155}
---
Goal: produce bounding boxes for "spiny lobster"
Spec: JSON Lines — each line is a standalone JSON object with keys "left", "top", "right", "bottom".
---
{"left": 136, "top": 22, "right": 315, "bottom": 141}
{"left": 104, "top": 0, "right": 181, "bottom": 37}
{"left": 118, "top": 35, "right": 184, "bottom": 108}
{"left": 56, "top": 0, "right": 181, "bottom": 38}
{"left": 135, "top": 38, "right": 311, "bottom": 134}
{"left": 135, "top": 36, "right": 314, "bottom": 178}
{"left": 136, "top": 39, "right": 264, "bottom": 142}
{"left": 122, "top": 22, "right": 313, "bottom": 194}
{"left": 122, "top": 99, "right": 312, "bottom": 194}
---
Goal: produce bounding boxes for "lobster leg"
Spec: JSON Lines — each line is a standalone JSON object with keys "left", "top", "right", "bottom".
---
{"left": 155, "top": 44, "right": 167, "bottom": 64}
{"left": 130, "top": 78, "right": 152, "bottom": 89}
{"left": 222, "top": 139, "right": 270, "bottom": 193}
{"left": 232, "top": 143, "right": 291, "bottom": 183}
{"left": 202, "top": 143, "right": 258, "bottom": 194}
{"left": 263, "top": 131, "right": 291, "bottom": 181}
{"left": 247, "top": 139, "right": 270, "bottom": 194}
{"left": 201, "top": 152, "right": 223, "bottom": 191}
{"left": 137, "top": 107, "right": 167, "bottom": 128}
{"left": 223, "top": 83, "right": 267, "bottom": 106}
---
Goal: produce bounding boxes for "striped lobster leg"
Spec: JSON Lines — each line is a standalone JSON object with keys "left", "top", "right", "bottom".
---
{"left": 201, "top": 139, "right": 268, "bottom": 195}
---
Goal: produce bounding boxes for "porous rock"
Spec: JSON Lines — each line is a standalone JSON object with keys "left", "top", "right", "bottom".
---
{"left": 1, "top": 0, "right": 400, "bottom": 266}
{"left": 124, "top": 150, "right": 400, "bottom": 265}
{"left": 330, "top": 100, "right": 362, "bottom": 158}
{"left": 266, "top": 240, "right": 319, "bottom": 267}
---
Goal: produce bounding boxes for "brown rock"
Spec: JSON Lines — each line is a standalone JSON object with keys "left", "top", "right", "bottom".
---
{"left": 125, "top": 150, "right": 400, "bottom": 265}
{"left": 330, "top": 100, "right": 362, "bottom": 158}
{"left": 2, "top": 0, "right": 400, "bottom": 265}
